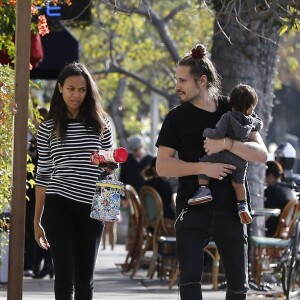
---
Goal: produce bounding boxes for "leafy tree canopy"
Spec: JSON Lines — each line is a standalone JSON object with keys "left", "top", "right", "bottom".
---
{"left": 70, "top": 1, "right": 214, "bottom": 135}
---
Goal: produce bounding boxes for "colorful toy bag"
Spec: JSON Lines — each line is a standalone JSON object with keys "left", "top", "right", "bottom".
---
{"left": 90, "top": 172, "right": 125, "bottom": 222}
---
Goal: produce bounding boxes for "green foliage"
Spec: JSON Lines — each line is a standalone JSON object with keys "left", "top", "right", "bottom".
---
{"left": 279, "top": 24, "right": 289, "bottom": 36}
{"left": 0, "top": 64, "right": 15, "bottom": 212}
{"left": 0, "top": 1, "right": 37, "bottom": 57}
{"left": 0, "top": 1, "right": 52, "bottom": 217}
{"left": 276, "top": 31, "right": 300, "bottom": 89}
{"left": 278, "top": 5, "right": 300, "bottom": 35}
{"left": 0, "top": 0, "right": 73, "bottom": 59}
{"left": 71, "top": 1, "right": 214, "bottom": 135}
{"left": 286, "top": 56, "right": 300, "bottom": 72}
{"left": 69, "top": 0, "right": 300, "bottom": 138}
{"left": 0, "top": 64, "right": 44, "bottom": 221}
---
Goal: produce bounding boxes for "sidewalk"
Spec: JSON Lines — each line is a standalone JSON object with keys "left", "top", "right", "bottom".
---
{"left": 0, "top": 244, "right": 284, "bottom": 299}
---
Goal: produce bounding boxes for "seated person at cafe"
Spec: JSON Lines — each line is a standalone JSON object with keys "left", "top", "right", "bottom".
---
{"left": 119, "top": 134, "right": 153, "bottom": 192}
{"left": 264, "top": 160, "right": 294, "bottom": 237}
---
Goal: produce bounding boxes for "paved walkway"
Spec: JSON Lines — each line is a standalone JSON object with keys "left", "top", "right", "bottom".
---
{"left": 0, "top": 244, "right": 285, "bottom": 299}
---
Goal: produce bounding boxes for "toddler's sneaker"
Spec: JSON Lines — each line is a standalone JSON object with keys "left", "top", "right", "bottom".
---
{"left": 237, "top": 202, "right": 253, "bottom": 224}
{"left": 188, "top": 186, "right": 213, "bottom": 205}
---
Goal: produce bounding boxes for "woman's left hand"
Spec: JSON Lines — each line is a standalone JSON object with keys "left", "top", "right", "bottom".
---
{"left": 34, "top": 223, "right": 50, "bottom": 250}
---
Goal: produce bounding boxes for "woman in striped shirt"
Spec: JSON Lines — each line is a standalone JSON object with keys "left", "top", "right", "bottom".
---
{"left": 34, "top": 62, "right": 113, "bottom": 300}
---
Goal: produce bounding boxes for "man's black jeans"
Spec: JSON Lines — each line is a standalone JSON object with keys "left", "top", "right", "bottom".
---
{"left": 44, "top": 194, "right": 104, "bottom": 300}
{"left": 175, "top": 208, "right": 249, "bottom": 300}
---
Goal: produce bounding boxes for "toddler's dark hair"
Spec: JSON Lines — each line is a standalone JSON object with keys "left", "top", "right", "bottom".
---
{"left": 229, "top": 84, "right": 258, "bottom": 114}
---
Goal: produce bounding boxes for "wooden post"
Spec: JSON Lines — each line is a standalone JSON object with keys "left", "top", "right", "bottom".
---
{"left": 7, "top": 0, "right": 31, "bottom": 299}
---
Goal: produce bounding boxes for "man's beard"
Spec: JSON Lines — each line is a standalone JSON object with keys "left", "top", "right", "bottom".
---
{"left": 178, "top": 97, "right": 194, "bottom": 104}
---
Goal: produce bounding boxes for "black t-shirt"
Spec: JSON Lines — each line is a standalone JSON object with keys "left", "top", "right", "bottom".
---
{"left": 264, "top": 183, "right": 294, "bottom": 237}
{"left": 119, "top": 153, "right": 153, "bottom": 192}
{"left": 156, "top": 97, "right": 239, "bottom": 212}
{"left": 145, "top": 177, "right": 176, "bottom": 220}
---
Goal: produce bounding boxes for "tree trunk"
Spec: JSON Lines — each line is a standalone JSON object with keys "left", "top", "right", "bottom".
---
{"left": 109, "top": 78, "right": 129, "bottom": 147}
{"left": 211, "top": 2, "right": 280, "bottom": 235}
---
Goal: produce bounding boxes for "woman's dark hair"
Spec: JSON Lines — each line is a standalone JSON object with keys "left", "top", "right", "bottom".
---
{"left": 142, "top": 157, "right": 157, "bottom": 180}
{"left": 178, "top": 43, "right": 221, "bottom": 100}
{"left": 46, "top": 62, "right": 107, "bottom": 140}
{"left": 266, "top": 160, "right": 284, "bottom": 180}
{"left": 229, "top": 84, "right": 258, "bottom": 114}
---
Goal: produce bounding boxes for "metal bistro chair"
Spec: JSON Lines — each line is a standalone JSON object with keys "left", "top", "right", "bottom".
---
{"left": 120, "top": 185, "right": 144, "bottom": 274}
{"left": 251, "top": 199, "right": 300, "bottom": 285}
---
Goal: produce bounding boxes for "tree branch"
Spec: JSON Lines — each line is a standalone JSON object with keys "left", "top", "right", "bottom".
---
{"left": 246, "top": 0, "right": 290, "bottom": 24}
{"left": 163, "top": 4, "right": 189, "bottom": 23}
{"left": 106, "top": 0, "right": 180, "bottom": 62}
{"left": 93, "top": 64, "right": 172, "bottom": 100}
{"left": 108, "top": 78, "right": 129, "bottom": 146}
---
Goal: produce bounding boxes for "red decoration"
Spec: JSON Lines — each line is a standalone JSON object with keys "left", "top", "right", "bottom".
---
{"left": 191, "top": 48, "right": 203, "bottom": 59}
{"left": 30, "top": 32, "right": 44, "bottom": 68}
{"left": 0, "top": 32, "right": 44, "bottom": 68}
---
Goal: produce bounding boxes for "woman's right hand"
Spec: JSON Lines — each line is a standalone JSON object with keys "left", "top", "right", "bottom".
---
{"left": 34, "top": 223, "right": 50, "bottom": 250}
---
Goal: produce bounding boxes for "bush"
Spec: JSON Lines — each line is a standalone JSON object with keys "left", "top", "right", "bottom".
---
{"left": 0, "top": 64, "right": 15, "bottom": 213}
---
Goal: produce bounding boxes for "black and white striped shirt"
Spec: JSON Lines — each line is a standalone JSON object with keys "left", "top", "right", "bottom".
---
{"left": 36, "top": 118, "right": 113, "bottom": 205}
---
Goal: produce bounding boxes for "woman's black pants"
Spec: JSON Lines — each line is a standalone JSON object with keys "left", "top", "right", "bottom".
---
{"left": 44, "top": 194, "right": 104, "bottom": 300}
{"left": 175, "top": 208, "right": 249, "bottom": 300}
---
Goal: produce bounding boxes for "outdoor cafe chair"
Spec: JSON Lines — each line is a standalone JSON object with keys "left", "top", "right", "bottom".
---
{"left": 251, "top": 199, "right": 300, "bottom": 285}
{"left": 131, "top": 185, "right": 175, "bottom": 279}
{"left": 119, "top": 185, "right": 144, "bottom": 274}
